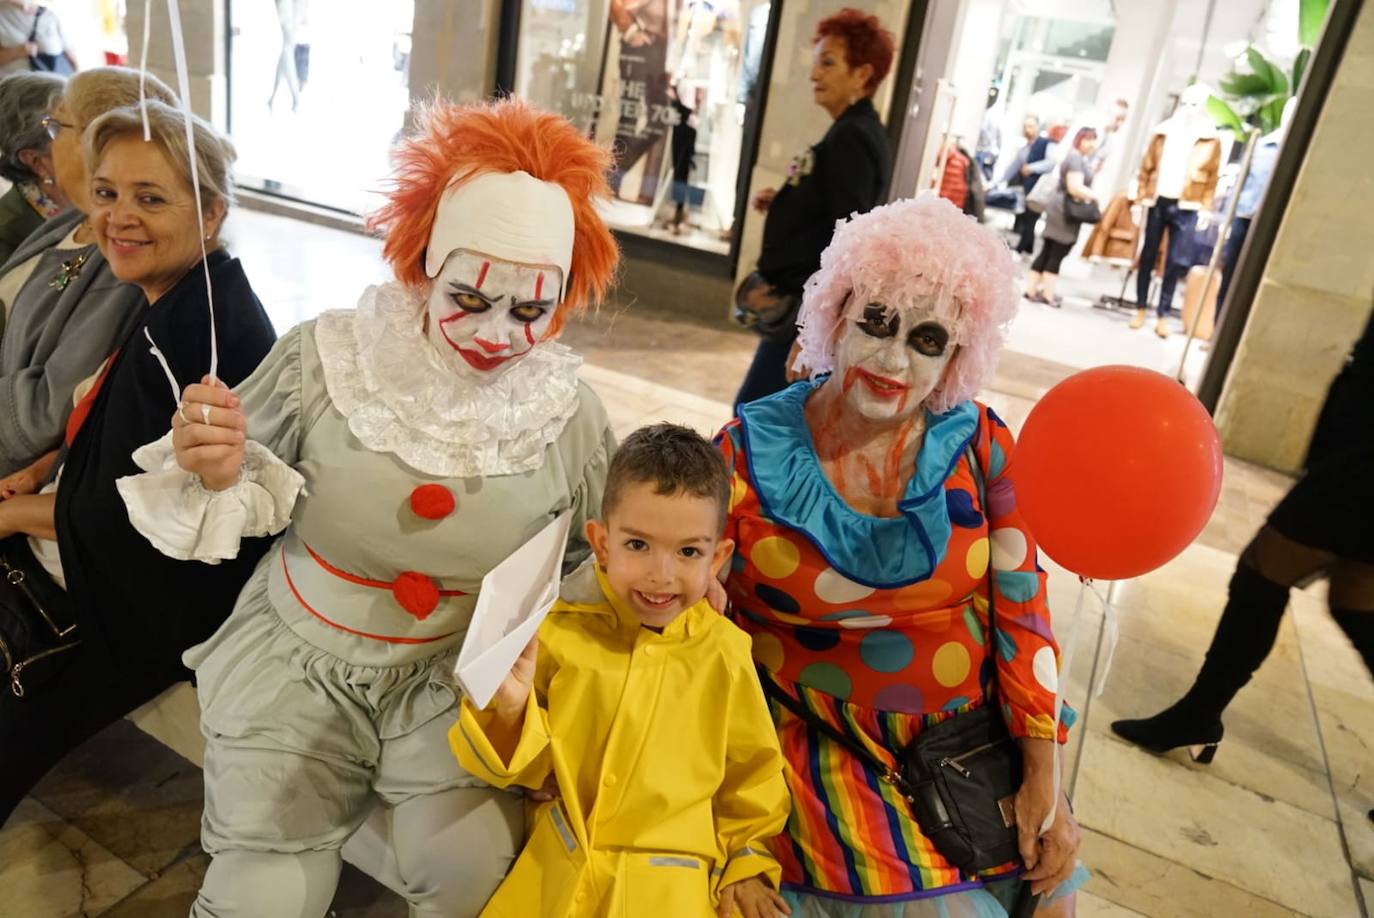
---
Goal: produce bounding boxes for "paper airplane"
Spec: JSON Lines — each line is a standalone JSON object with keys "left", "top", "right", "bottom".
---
{"left": 454, "top": 512, "right": 572, "bottom": 710}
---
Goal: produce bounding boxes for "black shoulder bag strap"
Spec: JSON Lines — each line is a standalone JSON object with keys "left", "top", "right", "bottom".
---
{"left": 759, "top": 442, "right": 995, "bottom": 798}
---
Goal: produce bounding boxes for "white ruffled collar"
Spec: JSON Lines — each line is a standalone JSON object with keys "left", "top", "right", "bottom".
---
{"left": 314, "top": 282, "right": 583, "bottom": 478}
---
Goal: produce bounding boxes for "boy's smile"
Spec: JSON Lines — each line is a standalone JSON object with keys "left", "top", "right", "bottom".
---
{"left": 587, "top": 481, "right": 734, "bottom": 629}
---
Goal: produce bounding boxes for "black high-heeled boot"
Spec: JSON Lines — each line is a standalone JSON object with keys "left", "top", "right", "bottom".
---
{"left": 1331, "top": 608, "right": 1374, "bottom": 674}
{"left": 1111, "top": 563, "right": 1290, "bottom": 763}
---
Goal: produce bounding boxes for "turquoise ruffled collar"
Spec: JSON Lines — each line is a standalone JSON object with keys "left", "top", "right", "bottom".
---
{"left": 738, "top": 381, "right": 978, "bottom": 589}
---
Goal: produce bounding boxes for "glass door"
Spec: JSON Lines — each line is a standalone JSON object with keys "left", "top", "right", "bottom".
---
{"left": 226, "top": 0, "right": 413, "bottom": 214}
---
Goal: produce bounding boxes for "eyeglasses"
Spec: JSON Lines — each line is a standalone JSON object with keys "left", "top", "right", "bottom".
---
{"left": 41, "top": 115, "right": 75, "bottom": 141}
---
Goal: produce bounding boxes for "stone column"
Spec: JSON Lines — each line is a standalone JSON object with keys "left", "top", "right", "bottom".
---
{"left": 127, "top": 0, "right": 226, "bottom": 127}
{"left": 1212, "top": 1, "right": 1374, "bottom": 472}
{"left": 407, "top": 0, "right": 501, "bottom": 115}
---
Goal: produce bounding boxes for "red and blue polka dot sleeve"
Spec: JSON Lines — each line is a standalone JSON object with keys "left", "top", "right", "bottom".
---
{"left": 977, "top": 406, "right": 1068, "bottom": 744}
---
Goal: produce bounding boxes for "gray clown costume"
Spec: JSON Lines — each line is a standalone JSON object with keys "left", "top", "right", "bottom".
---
{"left": 118, "top": 280, "right": 612, "bottom": 916}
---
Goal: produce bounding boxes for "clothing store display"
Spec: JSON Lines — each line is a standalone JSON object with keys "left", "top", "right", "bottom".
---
{"left": 1135, "top": 197, "right": 1195, "bottom": 318}
{"left": 1136, "top": 133, "right": 1222, "bottom": 209}
{"left": 1081, "top": 194, "right": 1138, "bottom": 262}
{"left": 453, "top": 561, "right": 788, "bottom": 917}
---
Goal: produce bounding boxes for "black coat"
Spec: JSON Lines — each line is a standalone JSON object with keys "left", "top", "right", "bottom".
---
{"left": 756, "top": 98, "right": 891, "bottom": 295}
{"left": 55, "top": 250, "right": 277, "bottom": 680}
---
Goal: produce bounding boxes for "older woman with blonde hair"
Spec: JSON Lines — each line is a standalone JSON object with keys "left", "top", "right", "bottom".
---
{"left": 0, "top": 98, "right": 276, "bottom": 827}
{"left": 0, "top": 66, "right": 177, "bottom": 478}
{"left": 717, "top": 195, "right": 1087, "bottom": 916}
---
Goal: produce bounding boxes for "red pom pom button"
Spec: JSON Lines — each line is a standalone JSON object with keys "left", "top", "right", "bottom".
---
{"left": 410, "top": 484, "right": 455, "bottom": 521}
{"left": 393, "top": 571, "right": 440, "bottom": 621}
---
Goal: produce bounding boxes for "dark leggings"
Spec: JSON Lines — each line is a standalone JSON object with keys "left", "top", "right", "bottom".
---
{"left": 1031, "top": 238, "right": 1073, "bottom": 275}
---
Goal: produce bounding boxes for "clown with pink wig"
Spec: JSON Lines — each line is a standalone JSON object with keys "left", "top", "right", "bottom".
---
{"left": 717, "top": 195, "right": 1088, "bottom": 917}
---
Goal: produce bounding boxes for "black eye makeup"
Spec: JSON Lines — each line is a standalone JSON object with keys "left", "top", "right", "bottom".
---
{"left": 908, "top": 321, "right": 950, "bottom": 358}
{"left": 856, "top": 302, "right": 899, "bottom": 339}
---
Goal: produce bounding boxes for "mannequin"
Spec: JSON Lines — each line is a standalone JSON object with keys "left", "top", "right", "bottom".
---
{"left": 1131, "top": 83, "right": 1226, "bottom": 338}
{"left": 1215, "top": 97, "right": 1295, "bottom": 318}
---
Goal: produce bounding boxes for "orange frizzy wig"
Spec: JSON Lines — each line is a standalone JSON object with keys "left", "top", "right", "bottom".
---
{"left": 368, "top": 98, "right": 620, "bottom": 335}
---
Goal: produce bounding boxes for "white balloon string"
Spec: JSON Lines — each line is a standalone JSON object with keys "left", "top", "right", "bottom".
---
{"left": 1039, "top": 577, "right": 1090, "bottom": 834}
{"left": 138, "top": 0, "right": 151, "bottom": 140}
{"left": 143, "top": 327, "right": 182, "bottom": 405}
{"left": 165, "top": 0, "right": 217, "bottom": 384}
{"left": 1088, "top": 581, "right": 1120, "bottom": 697}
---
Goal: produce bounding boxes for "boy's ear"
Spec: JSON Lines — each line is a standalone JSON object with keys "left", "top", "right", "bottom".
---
{"left": 585, "top": 518, "right": 610, "bottom": 568}
{"left": 710, "top": 537, "right": 735, "bottom": 580}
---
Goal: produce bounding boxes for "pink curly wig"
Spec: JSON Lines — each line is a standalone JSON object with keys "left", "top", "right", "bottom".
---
{"left": 794, "top": 194, "right": 1018, "bottom": 414}
{"left": 367, "top": 98, "right": 619, "bottom": 336}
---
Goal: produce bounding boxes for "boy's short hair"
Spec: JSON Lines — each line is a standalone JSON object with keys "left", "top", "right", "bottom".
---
{"left": 602, "top": 424, "right": 730, "bottom": 530}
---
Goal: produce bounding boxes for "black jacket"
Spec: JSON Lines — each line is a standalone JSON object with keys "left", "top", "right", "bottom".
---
{"left": 55, "top": 251, "right": 277, "bottom": 679}
{"left": 756, "top": 98, "right": 891, "bottom": 295}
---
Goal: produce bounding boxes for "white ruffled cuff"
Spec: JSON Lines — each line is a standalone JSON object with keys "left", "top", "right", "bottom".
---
{"left": 115, "top": 431, "right": 304, "bottom": 564}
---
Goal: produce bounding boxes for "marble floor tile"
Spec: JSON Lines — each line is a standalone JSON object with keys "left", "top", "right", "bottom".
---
{"left": 29, "top": 718, "right": 205, "bottom": 878}
{"left": 1075, "top": 890, "right": 1147, "bottom": 917}
{"left": 0, "top": 798, "right": 146, "bottom": 918}
{"left": 99, "top": 852, "right": 208, "bottom": 918}
{"left": 1075, "top": 733, "right": 1358, "bottom": 916}
{"left": 1070, "top": 623, "right": 1333, "bottom": 817}
{"left": 1079, "top": 828, "right": 1301, "bottom": 918}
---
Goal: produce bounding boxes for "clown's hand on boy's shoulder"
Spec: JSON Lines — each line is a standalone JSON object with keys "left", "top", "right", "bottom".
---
{"left": 718, "top": 876, "right": 791, "bottom": 918}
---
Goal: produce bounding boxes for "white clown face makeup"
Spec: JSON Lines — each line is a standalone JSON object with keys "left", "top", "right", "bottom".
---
{"left": 425, "top": 248, "right": 563, "bottom": 381}
{"left": 833, "top": 298, "right": 956, "bottom": 424}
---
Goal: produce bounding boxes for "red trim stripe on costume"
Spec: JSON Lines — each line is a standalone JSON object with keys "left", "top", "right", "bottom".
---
{"left": 281, "top": 546, "right": 459, "bottom": 645}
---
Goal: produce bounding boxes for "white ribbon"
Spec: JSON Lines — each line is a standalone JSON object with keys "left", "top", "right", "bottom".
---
{"left": 1040, "top": 577, "right": 1120, "bottom": 834}
{"left": 137, "top": 0, "right": 219, "bottom": 406}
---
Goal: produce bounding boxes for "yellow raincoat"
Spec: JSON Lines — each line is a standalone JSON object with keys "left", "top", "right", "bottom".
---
{"left": 451, "top": 564, "right": 789, "bottom": 917}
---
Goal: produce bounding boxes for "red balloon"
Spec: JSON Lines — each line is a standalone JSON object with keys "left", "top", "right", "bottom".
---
{"left": 1013, "top": 365, "right": 1223, "bottom": 581}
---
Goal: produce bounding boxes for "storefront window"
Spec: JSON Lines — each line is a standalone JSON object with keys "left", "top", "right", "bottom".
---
{"left": 226, "top": 0, "right": 413, "bottom": 214}
{"left": 514, "top": 0, "right": 771, "bottom": 255}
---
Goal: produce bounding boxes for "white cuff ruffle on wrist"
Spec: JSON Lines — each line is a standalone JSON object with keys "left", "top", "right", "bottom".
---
{"left": 115, "top": 431, "right": 304, "bottom": 563}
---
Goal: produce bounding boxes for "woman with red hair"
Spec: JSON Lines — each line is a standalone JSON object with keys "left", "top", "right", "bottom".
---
{"left": 734, "top": 7, "right": 894, "bottom": 412}
{"left": 117, "top": 98, "right": 619, "bottom": 917}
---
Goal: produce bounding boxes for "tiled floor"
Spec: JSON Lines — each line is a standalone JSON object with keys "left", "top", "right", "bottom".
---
{"left": 2, "top": 208, "right": 1369, "bottom": 917}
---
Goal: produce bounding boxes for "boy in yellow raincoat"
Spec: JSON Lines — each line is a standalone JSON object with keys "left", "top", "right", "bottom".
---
{"left": 451, "top": 423, "right": 791, "bottom": 918}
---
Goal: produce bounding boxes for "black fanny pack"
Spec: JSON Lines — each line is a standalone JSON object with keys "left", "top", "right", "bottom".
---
{"left": 761, "top": 673, "right": 1022, "bottom": 875}
{"left": 0, "top": 537, "right": 81, "bottom": 699}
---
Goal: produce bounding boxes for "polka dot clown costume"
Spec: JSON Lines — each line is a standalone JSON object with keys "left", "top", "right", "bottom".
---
{"left": 716, "top": 195, "right": 1084, "bottom": 916}
{"left": 117, "top": 99, "right": 619, "bottom": 918}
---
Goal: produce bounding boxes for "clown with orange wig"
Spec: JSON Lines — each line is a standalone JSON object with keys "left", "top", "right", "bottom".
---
{"left": 116, "top": 99, "right": 620, "bottom": 917}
